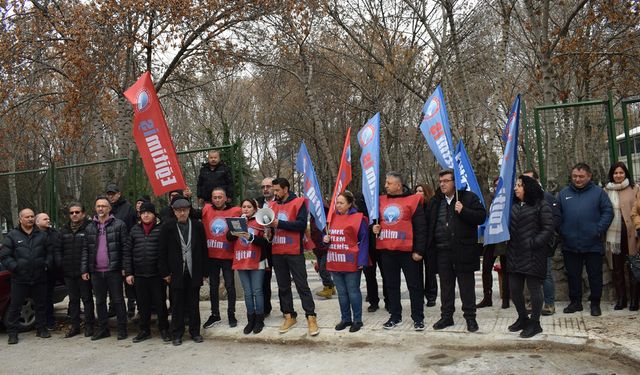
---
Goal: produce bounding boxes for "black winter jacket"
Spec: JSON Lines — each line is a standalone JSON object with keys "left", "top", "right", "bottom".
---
{"left": 57, "top": 219, "right": 90, "bottom": 277}
{"left": 159, "top": 218, "right": 208, "bottom": 288}
{"left": 81, "top": 216, "right": 130, "bottom": 274}
{"left": 196, "top": 161, "right": 234, "bottom": 201}
{"left": 0, "top": 226, "right": 52, "bottom": 284}
{"left": 124, "top": 221, "right": 163, "bottom": 277}
{"left": 426, "top": 189, "right": 486, "bottom": 273}
{"left": 111, "top": 198, "right": 137, "bottom": 230}
{"left": 506, "top": 199, "right": 554, "bottom": 279}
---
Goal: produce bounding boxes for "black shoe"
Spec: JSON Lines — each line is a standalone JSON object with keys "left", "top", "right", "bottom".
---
{"left": 192, "top": 335, "right": 203, "bottom": 343}
{"left": 614, "top": 298, "right": 627, "bottom": 310}
{"left": 590, "top": 303, "right": 602, "bottom": 316}
{"left": 432, "top": 317, "right": 454, "bottom": 330}
{"left": 244, "top": 314, "right": 256, "bottom": 335}
{"left": 160, "top": 330, "right": 171, "bottom": 342}
{"left": 203, "top": 314, "right": 221, "bottom": 329}
{"left": 253, "top": 314, "right": 265, "bottom": 334}
{"left": 563, "top": 301, "right": 583, "bottom": 313}
{"left": 349, "top": 322, "right": 363, "bottom": 332}
{"left": 132, "top": 331, "right": 150, "bottom": 343}
{"left": 335, "top": 321, "right": 353, "bottom": 331}
{"left": 117, "top": 331, "right": 128, "bottom": 340}
{"left": 382, "top": 318, "right": 402, "bottom": 329}
{"left": 414, "top": 321, "right": 425, "bottom": 331}
{"left": 229, "top": 315, "right": 238, "bottom": 328}
{"left": 367, "top": 304, "right": 379, "bottom": 313}
{"left": 520, "top": 320, "right": 542, "bottom": 338}
{"left": 8, "top": 333, "right": 18, "bottom": 345}
{"left": 65, "top": 326, "right": 81, "bottom": 338}
{"left": 37, "top": 328, "right": 51, "bottom": 338}
{"left": 501, "top": 299, "right": 510, "bottom": 309}
{"left": 172, "top": 337, "right": 182, "bottom": 346}
{"left": 476, "top": 296, "right": 492, "bottom": 308}
{"left": 466, "top": 319, "right": 479, "bottom": 332}
{"left": 426, "top": 300, "right": 437, "bottom": 307}
{"left": 84, "top": 325, "right": 94, "bottom": 337}
{"left": 508, "top": 317, "right": 530, "bottom": 332}
{"left": 91, "top": 330, "right": 110, "bottom": 341}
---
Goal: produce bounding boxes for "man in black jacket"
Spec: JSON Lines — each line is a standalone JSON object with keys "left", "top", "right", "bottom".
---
{"left": 81, "top": 196, "right": 130, "bottom": 340}
{"left": 372, "top": 172, "right": 426, "bottom": 331}
{"left": 106, "top": 183, "right": 138, "bottom": 318}
{"left": 196, "top": 150, "right": 234, "bottom": 204}
{"left": 124, "top": 202, "right": 170, "bottom": 343}
{"left": 159, "top": 197, "right": 207, "bottom": 346}
{"left": 35, "top": 212, "right": 61, "bottom": 330}
{"left": 427, "top": 170, "right": 486, "bottom": 332}
{"left": 0, "top": 208, "right": 53, "bottom": 344}
{"left": 58, "top": 202, "right": 95, "bottom": 338}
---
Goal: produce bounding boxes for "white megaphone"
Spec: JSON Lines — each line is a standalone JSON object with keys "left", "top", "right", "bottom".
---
{"left": 255, "top": 207, "right": 275, "bottom": 226}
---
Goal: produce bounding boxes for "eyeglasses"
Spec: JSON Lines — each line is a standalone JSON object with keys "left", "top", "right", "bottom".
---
{"left": 69, "top": 211, "right": 82, "bottom": 215}
{"left": 439, "top": 179, "right": 453, "bottom": 184}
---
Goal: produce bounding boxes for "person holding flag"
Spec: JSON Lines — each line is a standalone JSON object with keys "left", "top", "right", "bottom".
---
{"left": 266, "top": 177, "right": 319, "bottom": 336}
{"left": 427, "top": 170, "right": 486, "bottom": 332}
{"left": 372, "top": 172, "right": 427, "bottom": 331}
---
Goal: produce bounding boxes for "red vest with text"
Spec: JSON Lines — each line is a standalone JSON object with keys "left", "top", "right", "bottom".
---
{"left": 326, "top": 212, "right": 363, "bottom": 272}
{"left": 232, "top": 218, "right": 264, "bottom": 270}
{"left": 376, "top": 194, "right": 421, "bottom": 251}
{"left": 271, "top": 197, "right": 305, "bottom": 255}
{"left": 202, "top": 204, "right": 242, "bottom": 259}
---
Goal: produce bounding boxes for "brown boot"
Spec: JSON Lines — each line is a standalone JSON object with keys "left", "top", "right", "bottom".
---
{"left": 316, "top": 286, "right": 334, "bottom": 299}
{"left": 307, "top": 315, "right": 320, "bottom": 336}
{"left": 279, "top": 313, "right": 297, "bottom": 333}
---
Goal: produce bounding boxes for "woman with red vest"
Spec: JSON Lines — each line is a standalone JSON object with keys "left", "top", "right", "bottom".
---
{"left": 323, "top": 191, "right": 369, "bottom": 332}
{"left": 227, "top": 199, "right": 271, "bottom": 334}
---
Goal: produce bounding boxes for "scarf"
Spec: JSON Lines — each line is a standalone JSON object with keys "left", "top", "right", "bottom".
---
{"left": 605, "top": 178, "right": 629, "bottom": 255}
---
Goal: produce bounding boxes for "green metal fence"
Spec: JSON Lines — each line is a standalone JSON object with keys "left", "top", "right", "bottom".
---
{"left": 0, "top": 143, "right": 244, "bottom": 229}
{"left": 531, "top": 97, "right": 617, "bottom": 191}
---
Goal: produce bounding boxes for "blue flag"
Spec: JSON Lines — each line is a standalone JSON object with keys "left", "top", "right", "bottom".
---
{"left": 419, "top": 85, "right": 455, "bottom": 169}
{"left": 454, "top": 140, "right": 485, "bottom": 209}
{"left": 358, "top": 113, "right": 381, "bottom": 224}
{"left": 483, "top": 95, "right": 521, "bottom": 245}
{"left": 295, "top": 141, "right": 327, "bottom": 231}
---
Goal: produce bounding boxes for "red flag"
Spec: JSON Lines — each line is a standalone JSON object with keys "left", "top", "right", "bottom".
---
{"left": 124, "top": 71, "right": 186, "bottom": 196}
{"left": 327, "top": 128, "right": 352, "bottom": 223}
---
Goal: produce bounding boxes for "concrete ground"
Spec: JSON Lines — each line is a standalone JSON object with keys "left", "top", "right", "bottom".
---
{"left": 2, "top": 261, "right": 640, "bottom": 374}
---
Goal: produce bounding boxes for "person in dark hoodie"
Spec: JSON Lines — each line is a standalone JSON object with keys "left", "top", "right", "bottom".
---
{"left": 196, "top": 150, "right": 234, "bottom": 204}
{"left": 372, "top": 172, "right": 426, "bottom": 331}
{"left": 124, "top": 202, "right": 170, "bottom": 343}
{"left": 1, "top": 208, "right": 53, "bottom": 344}
{"left": 558, "top": 162, "right": 613, "bottom": 316}
{"left": 58, "top": 202, "right": 95, "bottom": 338}
{"left": 427, "top": 169, "right": 486, "bottom": 333}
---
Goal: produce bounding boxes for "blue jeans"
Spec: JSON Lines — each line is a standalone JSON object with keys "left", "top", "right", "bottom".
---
{"left": 238, "top": 269, "right": 265, "bottom": 314}
{"left": 331, "top": 270, "right": 363, "bottom": 323}
{"left": 543, "top": 257, "right": 555, "bottom": 305}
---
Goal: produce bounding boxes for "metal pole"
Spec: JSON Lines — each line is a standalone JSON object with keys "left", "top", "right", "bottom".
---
{"left": 606, "top": 91, "right": 617, "bottom": 165}
{"left": 621, "top": 101, "right": 634, "bottom": 181}
{"left": 522, "top": 100, "right": 532, "bottom": 170}
{"left": 534, "top": 108, "right": 545, "bottom": 188}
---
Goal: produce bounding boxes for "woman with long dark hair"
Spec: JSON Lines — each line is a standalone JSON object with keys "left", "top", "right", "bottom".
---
{"left": 607, "top": 162, "right": 639, "bottom": 310}
{"left": 506, "top": 175, "right": 554, "bottom": 338}
{"left": 227, "top": 198, "right": 271, "bottom": 334}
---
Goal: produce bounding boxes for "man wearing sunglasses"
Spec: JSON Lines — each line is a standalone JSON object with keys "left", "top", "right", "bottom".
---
{"left": 58, "top": 203, "right": 95, "bottom": 338}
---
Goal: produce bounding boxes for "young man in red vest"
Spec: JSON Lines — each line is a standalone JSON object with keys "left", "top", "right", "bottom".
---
{"left": 202, "top": 187, "right": 242, "bottom": 328}
{"left": 265, "top": 177, "right": 319, "bottom": 336}
{"left": 372, "top": 172, "right": 426, "bottom": 331}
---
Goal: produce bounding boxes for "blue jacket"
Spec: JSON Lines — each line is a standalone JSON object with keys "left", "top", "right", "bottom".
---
{"left": 558, "top": 181, "right": 613, "bottom": 254}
